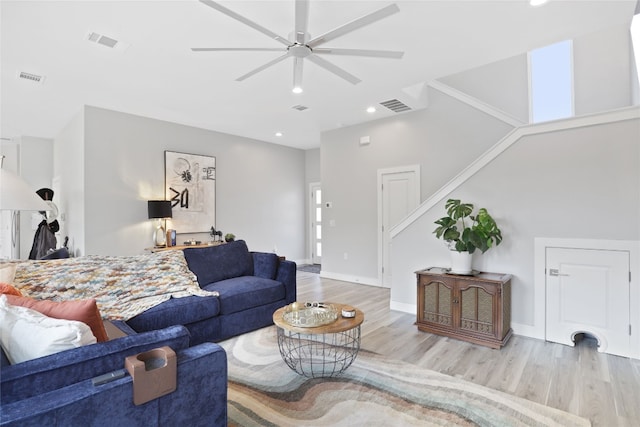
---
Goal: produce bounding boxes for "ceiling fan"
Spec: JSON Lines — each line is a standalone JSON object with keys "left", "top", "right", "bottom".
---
{"left": 192, "top": 0, "right": 404, "bottom": 93}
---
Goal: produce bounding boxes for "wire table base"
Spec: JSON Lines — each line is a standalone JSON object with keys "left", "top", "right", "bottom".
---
{"left": 276, "top": 325, "right": 361, "bottom": 378}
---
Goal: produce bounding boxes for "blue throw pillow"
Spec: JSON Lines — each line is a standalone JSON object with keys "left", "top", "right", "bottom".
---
{"left": 183, "top": 240, "right": 254, "bottom": 286}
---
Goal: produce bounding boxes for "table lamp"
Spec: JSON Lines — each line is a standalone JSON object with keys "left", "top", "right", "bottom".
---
{"left": 147, "top": 200, "right": 172, "bottom": 247}
{"left": 1, "top": 160, "right": 50, "bottom": 212}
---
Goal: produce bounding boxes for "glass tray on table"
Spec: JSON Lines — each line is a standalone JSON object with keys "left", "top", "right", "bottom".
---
{"left": 282, "top": 302, "right": 338, "bottom": 327}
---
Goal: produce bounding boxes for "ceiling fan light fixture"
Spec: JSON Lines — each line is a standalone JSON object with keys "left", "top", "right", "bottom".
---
{"left": 292, "top": 86, "right": 303, "bottom": 94}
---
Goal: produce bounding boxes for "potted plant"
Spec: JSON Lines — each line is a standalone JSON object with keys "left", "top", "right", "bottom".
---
{"left": 225, "top": 233, "right": 235, "bottom": 242}
{"left": 433, "top": 199, "right": 502, "bottom": 274}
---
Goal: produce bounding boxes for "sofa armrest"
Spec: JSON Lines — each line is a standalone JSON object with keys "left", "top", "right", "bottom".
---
{"left": 0, "top": 342, "right": 227, "bottom": 427}
{"left": 1, "top": 325, "right": 190, "bottom": 404}
{"left": 276, "top": 259, "right": 297, "bottom": 304}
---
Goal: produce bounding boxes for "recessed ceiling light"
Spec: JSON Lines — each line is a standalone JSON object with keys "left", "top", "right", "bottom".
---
{"left": 366, "top": 106, "right": 376, "bottom": 113}
{"left": 275, "top": 132, "right": 283, "bottom": 137}
{"left": 292, "top": 86, "right": 303, "bottom": 94}
{"left": 530, "top": 0, "right": 549, "bottom": 6}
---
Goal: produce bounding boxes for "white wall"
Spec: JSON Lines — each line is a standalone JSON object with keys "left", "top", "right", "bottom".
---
{"left": 320, "top": 89, "right": 514, "bottom": 282}
{"left": 439, "top": 54, "right": 529, "bottom": 123}
{"left": 53, "top": 110, "right": 85, "bottom": 256}
{"left": 392, "top": 117, "right": 640, "bottom": 329}
{"left": 76, "top": 106, "right": 306, "bottom": 259}
{"left": 574, "top": 23, "right": 633, "bottom": 115}
{"left": 18, "top": 136, "right": 53, "bottom": 259}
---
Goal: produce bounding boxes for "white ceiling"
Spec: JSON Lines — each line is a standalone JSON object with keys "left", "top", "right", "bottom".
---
{"left": 1, "top": 0, "right": 636, "bottom": 150}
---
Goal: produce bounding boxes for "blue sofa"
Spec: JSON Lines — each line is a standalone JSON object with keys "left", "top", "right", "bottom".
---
{"left": 126, "top": 240, "right": 297, "bottom": 345}
{"left": 1, "top": 239, "right": 296, "bottom": 426}
{"left": 0, "top": 325, "right": 227, "bottom": 426}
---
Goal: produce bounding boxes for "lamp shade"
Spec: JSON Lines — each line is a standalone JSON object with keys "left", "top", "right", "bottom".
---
{"left": 0, "top": 168, "right": 51, "bottom": 211}
{"left": 147, "top": 200, "right": 172, "bottom": 219}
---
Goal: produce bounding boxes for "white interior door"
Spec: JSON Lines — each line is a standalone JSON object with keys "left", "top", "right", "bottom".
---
{"left": 380, "top": 168, "right": 419, "bottom": 288}
{"left": 546, "top": 247, "right": 630, "bottom": 357}
{"left": 310, "top": 183, "right": 322, "bottom": 265}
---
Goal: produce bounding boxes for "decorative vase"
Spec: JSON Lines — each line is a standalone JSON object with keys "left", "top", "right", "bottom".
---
{"left": 450, "top": 250, "right": 473, "bottom": 275}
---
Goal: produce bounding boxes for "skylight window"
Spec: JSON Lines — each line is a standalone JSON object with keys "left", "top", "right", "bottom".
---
{"left": 529, "top": 40, "right": 574, "bottom": 123}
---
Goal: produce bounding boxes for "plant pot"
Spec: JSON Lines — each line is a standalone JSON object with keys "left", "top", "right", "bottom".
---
{"left": 450, "top": 250, "right": 473, "bottom": 275}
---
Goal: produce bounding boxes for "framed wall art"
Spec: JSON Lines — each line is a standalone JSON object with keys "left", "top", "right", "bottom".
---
{"left": 164, "top": 151, "right": 216, "bottom": 233}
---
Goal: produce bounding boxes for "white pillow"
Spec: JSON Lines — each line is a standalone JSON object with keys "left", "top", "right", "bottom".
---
{"left": 0, "top": 295, "right": 97, "bottom": 364}
{"left": 0, "top": 264, "right": 16, "bottom": 283}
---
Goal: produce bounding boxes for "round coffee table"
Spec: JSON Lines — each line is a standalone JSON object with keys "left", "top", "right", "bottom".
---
{"left": 272, "top": 303, "right": 364, "bottom": 378}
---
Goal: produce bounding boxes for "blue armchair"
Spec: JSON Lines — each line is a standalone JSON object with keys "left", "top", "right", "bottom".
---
{"left": 1, "top": 325, "right": 227, "bottom": 426}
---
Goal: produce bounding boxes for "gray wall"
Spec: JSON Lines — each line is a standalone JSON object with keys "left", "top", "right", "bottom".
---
{"left": 55, "top": 106, "right": 307, "bottom": 259}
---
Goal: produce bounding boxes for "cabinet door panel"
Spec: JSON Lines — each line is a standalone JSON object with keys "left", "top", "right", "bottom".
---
{"left": 422, "top": 280, "right": 453, "bottom": 327}
{"left": 459, "top": 285, "right": 494, "bottom": 335}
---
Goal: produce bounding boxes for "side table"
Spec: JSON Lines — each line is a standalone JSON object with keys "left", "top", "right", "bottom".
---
{"left": 272, "top": 303, "right": 364, "bottom": 378}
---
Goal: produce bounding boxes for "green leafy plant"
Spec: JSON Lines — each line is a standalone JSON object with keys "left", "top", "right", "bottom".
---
{"left": 225, "top": 233, "right": 235, "bottom": 242}
{"left": 433, "top": 199, "right": 502, "bottom": 254}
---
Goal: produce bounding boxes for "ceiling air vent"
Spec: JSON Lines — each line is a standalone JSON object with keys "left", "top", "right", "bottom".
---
{"left": 87, "top": 32, "right": 118, "bottom": 48}
{"left": 292, "top": 105, "right": 309, "bottom": 112}
{"left": 18, "top": 71, "right": 45, "bottom": 84}
{"left": 380, "top": 99, "right": 412, "bottom": 113}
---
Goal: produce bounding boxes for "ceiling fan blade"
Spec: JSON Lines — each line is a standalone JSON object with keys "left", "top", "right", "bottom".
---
{"left": 236, "top": 53, "right": 290, "bottom": 81}
{"left": 307, "top": 3, "right": 400, "bottom": 48}
{"left": 306, "top": 55, "right": 361, "bottom": 85}
{"left": 294, "top": 0, "right": 310, "bottom": 44}
{"left": 293, "top": 57, "right": 304, "bottom": 90}
{"left": 313, "top": 48, "right": 404, "bottom": 59}
{"left": 199, "top": 0, "right": 290, "bottom": 46}
{"left": 191, "top": 47, "right": 285, "bottom": 52}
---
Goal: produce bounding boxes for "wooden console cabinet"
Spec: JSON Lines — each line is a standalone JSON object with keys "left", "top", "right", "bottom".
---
{"left": 416, "top": 267, "right": 512, "bottom": 349}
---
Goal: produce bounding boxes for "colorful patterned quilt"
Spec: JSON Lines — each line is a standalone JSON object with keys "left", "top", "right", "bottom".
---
{"left": 5, "top": 251, "right": 218, "bottom": 320}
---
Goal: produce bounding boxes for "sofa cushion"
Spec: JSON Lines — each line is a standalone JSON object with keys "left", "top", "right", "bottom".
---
{"left": 127, "top": 295, "right": 220, "bottom": 333}
{"left": 202, "top": 276, "right": 285, "bottom": 315}
{"left": 5, "top": 295, "right": 108, "bottom": 342}
{"left": 184, "top": 240, "right": 253, "bottom": 286}
{"left": 0, "top": 295, "right": 97, "bottom": 364}
{"left": 252, "top": 252, "right": 280, "bottom": 280}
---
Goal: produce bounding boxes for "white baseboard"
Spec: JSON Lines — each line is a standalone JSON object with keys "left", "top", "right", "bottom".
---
{"left": 510, "top": 322, "right": 544, "bottom": 340}
{"left": 390, "top": 300, "right": 415, "bottom": 314}
{"left": 319, "top": 271, "right": 380, "bottom": 287}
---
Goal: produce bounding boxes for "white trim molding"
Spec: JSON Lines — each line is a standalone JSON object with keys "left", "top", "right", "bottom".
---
{"left": 390, "top": 106, "right": 640, "bottom": 240}
{"left": 320, "top": 270, "right": 380, "bottom": 288}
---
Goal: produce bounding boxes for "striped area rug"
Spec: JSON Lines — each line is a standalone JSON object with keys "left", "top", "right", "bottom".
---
{"left": 220, "top": 327, "right": 591, "bottom": 427}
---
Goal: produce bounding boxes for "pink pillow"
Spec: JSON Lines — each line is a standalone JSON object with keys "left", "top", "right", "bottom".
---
{"left": 0, "top": 283, "right": 22, "bottom": 297}
{"left": 5, "top": 296, "right": 109, "bottom": 342}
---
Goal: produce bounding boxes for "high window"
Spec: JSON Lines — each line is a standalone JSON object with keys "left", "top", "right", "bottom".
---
{"left": 529, "top": 40, "right": 574, "bottom": 123}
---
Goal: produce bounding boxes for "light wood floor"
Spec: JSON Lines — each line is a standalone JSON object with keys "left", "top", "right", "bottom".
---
{"left": 296, "top": 271, "right": 640, "bottom": 427}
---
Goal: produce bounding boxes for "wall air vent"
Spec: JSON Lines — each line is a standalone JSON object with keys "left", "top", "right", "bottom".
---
{"left": 292, "top": 105, "right": 309, "bottom": 111}
{"left": 380, "top": 99, "right": 412, "bottom": 113}
{"left": 87, "top": 32, "right": 118, "bottom": 48}
{"left": 18, "top": 71, "right": 45, "bottom": 84}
